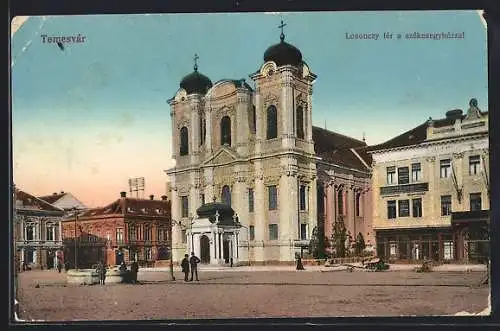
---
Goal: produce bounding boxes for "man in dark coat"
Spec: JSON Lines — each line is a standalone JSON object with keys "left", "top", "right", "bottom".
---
{"left": 96, "top": 261, "right": 107, "bottom": 285}
{"left": 130, "top": 260, "right": 139, "bottom": 284}
{"left": 189, "top": 252, "right": 201, "bottom": 281}
{"left": 181, "top": 254, "right": 190, "bottom": 282}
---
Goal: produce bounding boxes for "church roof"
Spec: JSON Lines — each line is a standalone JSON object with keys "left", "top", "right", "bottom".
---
{"left": 213, "top": 78, "right": 253, "bottom": 91}
{"left": 264, "top": 39, "right": 303, "bottom": 67}
{"left": 180, "top": 69, "right": 213, "bottom": 95}
{"left": 312, "top": 126, "right": 370, "bottom": 172}
{"left": 196, "top": 202, "right": 237, "bottom": 226}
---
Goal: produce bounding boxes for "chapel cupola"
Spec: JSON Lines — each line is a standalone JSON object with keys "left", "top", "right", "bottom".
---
{"left": 179, "top": 53, "right": 213, "bottom": 95}
{"left": 263, "top": 20, "right": 303, "bottom": 67}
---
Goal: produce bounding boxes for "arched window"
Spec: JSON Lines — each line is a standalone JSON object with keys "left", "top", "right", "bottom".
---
{"left": 338, "top": 189, "right": 344, "bottom": 215}
{"left": 296, "top": 106, "right": 304, "bottom": 139}
{"left": 266, "top": 105, "right": 278, "bottom": 139}
{"left": 180, "top": 126, "right": 189, "bottom": 156}
{"left": 251, "top": 105, "right": 256, "bottom": 134}
{"left": 199, "top": 116, "right": 206, "bottom": 146}
{"left": 220, "top": 116, "right": 231, "bottom": 146}
{"left": 221, "top": 185, "right": 231, "bottom": 206}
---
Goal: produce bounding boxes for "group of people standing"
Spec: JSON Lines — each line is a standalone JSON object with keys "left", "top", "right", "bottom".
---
{"left": 95, "top": 260, "right": 139, "bottom": 285}
{"left": 181, "top": 252, "right": 201, "bottom": 282}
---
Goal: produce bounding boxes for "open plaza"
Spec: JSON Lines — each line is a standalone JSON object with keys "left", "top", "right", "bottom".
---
{"left": 16, "top": 266, "right": 489, "bottom": 321}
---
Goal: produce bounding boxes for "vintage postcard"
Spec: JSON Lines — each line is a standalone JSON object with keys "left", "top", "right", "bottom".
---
{"left": 11, "top": 10, "right": 490, "bottom": 321}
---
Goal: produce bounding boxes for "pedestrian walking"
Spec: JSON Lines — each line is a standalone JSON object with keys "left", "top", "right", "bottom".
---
{"left": 130, "top": 260, "right": 139, "bottom": 284}
{"left": 57, "top": 261, "right": 62, "bottom": 273}
{"left": 181, "top": 254, "right": 190, "bottom": 282}
{"left": 189, "top": 252, "right": 201, "bottom": 281}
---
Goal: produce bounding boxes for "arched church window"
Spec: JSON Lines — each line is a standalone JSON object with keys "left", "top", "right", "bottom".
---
{"left": 221, "top": 185, "right": 231, "bottom": 206}
{"left": 266, "top": 105, "right": 278, "bottom": 139}
{"left": 338, "top": 189, "right": 344, "bottom": 215}
{"left": 220, "top": 116, "right": 231, "bottom": 146}
{"left": 199, "top": 116, "right": 206, "bottom": 146}
{"left": 251, "top": 105, "right": 256, "bottom": 134}
{"left": 296, "top": 106, "right": 304, "bottom": 139}
{"left": 180, "top": 126, "right": 189, "bottom": 156}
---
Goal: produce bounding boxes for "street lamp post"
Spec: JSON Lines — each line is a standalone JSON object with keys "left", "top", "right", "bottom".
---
{"left": 72, "top": 208, "right": 79, "bottom": 270}
{"left": 234, "top": 214, "right": 250, "bottom": 266}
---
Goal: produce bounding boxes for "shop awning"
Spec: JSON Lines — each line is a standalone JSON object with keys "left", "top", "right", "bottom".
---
{"left": 451, "top": 210, "right": 489, "bottom": 225}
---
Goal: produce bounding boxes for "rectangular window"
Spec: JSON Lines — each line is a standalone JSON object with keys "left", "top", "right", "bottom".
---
{"left": 440, "top": 159, "right": 451, "bottom": 178}
{"left": 387, "top": 200, "right": 397, "bottom": 219}
{"left": 129, "top": 226, "right": 137, "bottom": 241}
{"left": 299, "top": 185, "right": 307, "bottom": 211}
{"left": 26, "top": 225, "right": 34, "bottom": 241}
{"left": 46, "top": 225, "right": 54, "bottom": 241}
{"left": 469, "top": 155, "right": 480, "bottom": 175}
{"left": 398, "top": 200, "right": 410, "bottom": 217}
{"left": 269, "top": 224, "right": 278, "bottom": 240}
{"left": 116, "top": 228, "right": 124, "bottom": 243}
{"left": 249, "top": 225, "right": 255, "bottom": 241}
{"left": 386, "top": 166, "right": 396, "bottom": 184}
{"left": 412, "top": 198, "right": 422, "bottom": 218}
{"left": 144, "top": 226, "right": 152, "bottom": 241}
{"left": 300, "top": 224, "right": 307, "bottom": 240}
{"left": 181, "top": 196, "right": 189, "bottom": 218}
{"left": 181, "top": 229, "right": 187, "bottom": 243}
{"left": 355, "top": 193, "right": 361, "bottom": 217}
{"left": 145, "top": 247, "right": 153, "bottom": 261}
{"left": 411, "top": 163, "right": 422, "bottom": 182}
{"left": 248, "top": 188, "right": 254, "bottom": 213}
{"left": 470, "top": 193, "right": 482, "bottom": 211}
{"left": 157, "top": 228, "right": 163, "bottom": 242}
{"left": 268, "top": 186, "right": 278, "bottom": 210}
{"left": 441, "top": 195, "right": 452, "bottom": 216}
{"left": 443, "top": 241, "right": 454, "bottom": 260}
{"left": 398, "top": 167, "right": 409, "bottom": 184}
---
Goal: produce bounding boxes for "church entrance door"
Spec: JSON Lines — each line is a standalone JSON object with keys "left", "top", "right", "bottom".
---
{"left": 223, "top": 240, "right": 230, "bottom": 263}
{"left": 200, "top": 235, "right": 210, "bottom": 264}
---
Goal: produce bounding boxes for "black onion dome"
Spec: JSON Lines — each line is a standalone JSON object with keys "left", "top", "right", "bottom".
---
{"left": 196, "top": 202, "right": 236, "bottom": 225}
{"left": 264, "top": 35, "right": 303, "bottom": 67}
{"left": 180, "top": 69, "right": 213, "bottom": 95}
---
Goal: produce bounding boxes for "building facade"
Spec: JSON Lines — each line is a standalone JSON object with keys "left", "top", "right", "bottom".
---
{"left": 14, "top": 188, "right": 65, "bottom": 270}
{"left": 368, "top": 99, "right": 489, "bottom": 262}
{"left": 166, "top": 27, "right": 373, "bottom": 264}
{"left": 61, "top": 192, "right": 171, "bottom": 268}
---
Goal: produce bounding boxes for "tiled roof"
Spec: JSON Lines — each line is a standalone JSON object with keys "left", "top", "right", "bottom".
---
{"left": 38, "top": 192, "right": 66, "bottom": 204}
{"left": 366, "top": 110, "right": 489, "bottom": 153}
{"left": 312, "top": 126, "right": 369, "bottom": 171}
{"left": 78, "top": 198, "right": 171, "bottom": 219}
{"left": 15, "top": 189, "right": 64, "bottom": 213}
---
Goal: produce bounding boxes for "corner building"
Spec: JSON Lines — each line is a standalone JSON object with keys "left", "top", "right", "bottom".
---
{"left": 167, "top": 29, "right": 372, "bottom": 265}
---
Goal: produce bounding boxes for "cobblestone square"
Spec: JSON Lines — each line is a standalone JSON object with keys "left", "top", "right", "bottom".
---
{"left": 16, "top": 269, "right": 489, "bottom": 321}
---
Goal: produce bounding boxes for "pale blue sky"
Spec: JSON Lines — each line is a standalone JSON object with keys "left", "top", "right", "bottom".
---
{"left": 11, "top": 11, "right": 488, "bottom": 206}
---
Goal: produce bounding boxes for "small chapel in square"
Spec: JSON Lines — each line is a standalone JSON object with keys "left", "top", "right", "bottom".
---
{"left": 166, "top": 22, "right": 373, "bottom": 265}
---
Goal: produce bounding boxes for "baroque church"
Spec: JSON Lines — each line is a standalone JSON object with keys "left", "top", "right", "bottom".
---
{"left": 166, "top": 23, "right": 373, "bottom": 265}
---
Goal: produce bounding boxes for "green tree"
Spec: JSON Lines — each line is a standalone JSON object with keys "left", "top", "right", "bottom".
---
{"left": 354, "top": 232, "right": 366, "bottom": 256}
{"left": 309, "top": 226, "right": 329, "bottom": 259}
{"left": 331, "top": 216, "right": 347, "bottom": 258}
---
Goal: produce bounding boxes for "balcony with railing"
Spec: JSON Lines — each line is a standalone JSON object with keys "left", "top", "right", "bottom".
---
{"left": 380, "top": 182, "right": 429, "bottom": 196}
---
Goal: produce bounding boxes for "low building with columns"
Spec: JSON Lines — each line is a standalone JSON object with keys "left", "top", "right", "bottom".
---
{"left": 367, "top": 98, "right": 489, "bottom": 263}
{"left": 14, "top": 188, "right": 65, "bottom": 270}
{"left": 166, "top": 25, "right": 373, "bottom": 265}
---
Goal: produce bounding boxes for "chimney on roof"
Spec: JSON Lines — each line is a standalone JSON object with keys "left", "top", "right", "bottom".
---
{"left": 161, "top": 195, "right": 168, "bottom": 201}
{"left": 61, "top": 191, "right": 64, "bottom": 194}
{"left": 53, "top": 192, "right": 57, "bottom": 195}
{"left": 120, "top": 191, "right": 127, "bottom": 198}
{"left": 149, "top": 195, "right": 154, "bottom": 200}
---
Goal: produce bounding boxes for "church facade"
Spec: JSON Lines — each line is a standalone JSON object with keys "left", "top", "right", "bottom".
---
{"left": 166, "top": 26, "right": 372, "bottom": 265}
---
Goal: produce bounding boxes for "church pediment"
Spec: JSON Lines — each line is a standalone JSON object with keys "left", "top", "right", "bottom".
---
{"left": 202, "top": 147, "right": 239, "bottom": 166}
